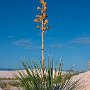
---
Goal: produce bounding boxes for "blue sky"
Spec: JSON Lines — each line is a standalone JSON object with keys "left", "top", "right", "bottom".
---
{"left": 0, "top": 0, "right": 90, "bottom": 70}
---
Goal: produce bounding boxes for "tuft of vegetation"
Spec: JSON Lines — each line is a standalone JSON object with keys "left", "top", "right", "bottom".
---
{"left": 15, "top": 61, "right": 46, "bottom": 90}
{"left": 16, "top": 58, "right": 85, "bottom": 90}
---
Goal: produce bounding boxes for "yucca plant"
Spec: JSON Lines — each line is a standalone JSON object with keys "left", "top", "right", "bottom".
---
{"left": 15, "top": 61, "right": 46, "bottom": 90}
{"left": 16, "top": 59, "right": 84, "bottom": 90}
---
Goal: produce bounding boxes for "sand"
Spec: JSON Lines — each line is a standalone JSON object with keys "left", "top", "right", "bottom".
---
{"left": 0, "top": 70, "right": 90, "bottom": 90}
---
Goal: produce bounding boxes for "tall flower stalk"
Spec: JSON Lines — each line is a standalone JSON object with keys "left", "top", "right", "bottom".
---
{"left": 34, "top": 0, "right": 50, "bottom": 77}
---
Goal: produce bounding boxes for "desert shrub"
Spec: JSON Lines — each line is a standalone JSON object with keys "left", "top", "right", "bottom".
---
{"left": 16, "top": 59, "right": 84, "bottom": 90}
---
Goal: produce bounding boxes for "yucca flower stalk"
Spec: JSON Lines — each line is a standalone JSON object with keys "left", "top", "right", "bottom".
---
{"left": 34, "top": 0, "right": 50, "bottom": 77}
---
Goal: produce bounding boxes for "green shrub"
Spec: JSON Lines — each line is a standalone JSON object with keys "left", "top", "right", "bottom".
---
{"left": 16, "top": 60, "right": 84, "bottom": 90}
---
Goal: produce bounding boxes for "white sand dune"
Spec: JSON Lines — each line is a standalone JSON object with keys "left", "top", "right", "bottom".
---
{"left": 0, "top": 70, "right": 90, "bottom": 90}
{"left": 0, "top": 70, "right": 27, "bottom": 79}
{"left": 68, "top": 71, "right": 90, "bottom": 90}
{"left": 0, "top": 71, "right": 17, "bottom": 78}
{"left": 74, "top": 71, "right": 90, "bottom": 90}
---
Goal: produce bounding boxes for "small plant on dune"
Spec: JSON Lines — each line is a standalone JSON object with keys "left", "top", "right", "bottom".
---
{"left": 15, "top": 61, "right": 47, "bottom": 90}
{"left": 16, "top": 58, "right": 85, "bottom": 90}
